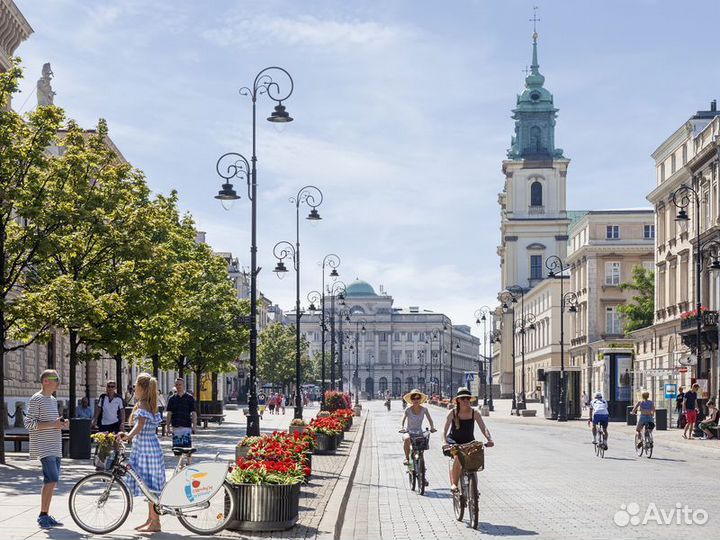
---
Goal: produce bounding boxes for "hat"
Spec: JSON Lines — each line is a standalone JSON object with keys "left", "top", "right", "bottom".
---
{"left": 454, "top": 387, "right": 472, "bottom": 399}
{"left": 403, "top": 389, "right": 428, "bottom": 405}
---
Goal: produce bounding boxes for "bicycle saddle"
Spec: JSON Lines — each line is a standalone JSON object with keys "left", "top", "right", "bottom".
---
{"left": 172, "top": 447, "right": 197, "bottom": 455}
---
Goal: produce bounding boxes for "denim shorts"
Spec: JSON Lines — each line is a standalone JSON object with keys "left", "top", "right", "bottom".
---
{"left": 592, "top": 413, "right": 609, "bottom": 428}
{"left": 41, "top": 456, "right": 61, "bottom": 484}
{"left": 638, "top": 415, "right": 655, "bottom": 428}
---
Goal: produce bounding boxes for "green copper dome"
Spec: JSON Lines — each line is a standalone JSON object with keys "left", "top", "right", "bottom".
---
{"left": 345, "top": 279, "right": 377, "bottom": 297}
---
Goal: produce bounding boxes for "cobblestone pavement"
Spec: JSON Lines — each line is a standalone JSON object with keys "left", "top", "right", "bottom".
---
{"left": 342, "top": 400, "right": 720, "bottom": 540}
{"left": 0, "top": 403, "right": 361, "bottom": 540}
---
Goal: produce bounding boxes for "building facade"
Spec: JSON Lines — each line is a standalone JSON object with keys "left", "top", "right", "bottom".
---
{"left": 299, "top": 280, "right": 480, "bottom": 398}
{"left": 567, "top": 210, "right": 654, "bottom": 397}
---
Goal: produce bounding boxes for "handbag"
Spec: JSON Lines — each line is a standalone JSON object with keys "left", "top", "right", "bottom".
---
{"left": 452, "top": 441, "right": 485, "bottom": 472}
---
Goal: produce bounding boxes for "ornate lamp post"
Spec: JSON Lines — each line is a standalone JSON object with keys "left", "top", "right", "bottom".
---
{"left": 214, "top": 66, "right": 294, "bottom": 437}
{"left": 425, "top": 328, "right": 442, "bottom": 397}
{"left": 327, "top": 279, "right": 347, "bottom": 391}
{"left": 514, "top": 314, "right": 536, "bottom": 408}
{"left": 272, "top": 186, "right": 323, "bottom": 420}
{"left": 346, "top": 314, "right": 367, "bottom": 408}
{"left": 475, "top": 306, "right": 494, "bottom": 410}
{"left": 307, "top": 290, "right": 328, "bottom": 408}
{"left": 545, "top": 255, "right": 577, "bottom": 422}
{"left": 443, "top": 320, "right": 461, "bottom": 396}
{"left": 499, "top": 288, "right": 525, "bottom": 413}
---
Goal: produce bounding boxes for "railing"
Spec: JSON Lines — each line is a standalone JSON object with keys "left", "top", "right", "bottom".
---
{"left": 680, "top": 310, "right": 718, "bottom": 330}
{"left": 528, "top": 205, "right": 545, "bottom": 215}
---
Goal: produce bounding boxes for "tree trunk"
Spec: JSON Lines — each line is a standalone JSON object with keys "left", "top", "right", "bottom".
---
{"left": 152, "top": 353, "right": 159, "bottom": 379}
{"left": 178, "top": 356, "right": 185, "bottom": 379}
{"left": 194, "top": 368, "right": 202, "bottom": 414}
{"left": 0, "top": 219, "right": 6, "bottom": 464}
{"left": 114, "top": 353, "right": 123, "bottom": 395}
{"left": 69, "top": 329, "right": 78, "bottom": 418}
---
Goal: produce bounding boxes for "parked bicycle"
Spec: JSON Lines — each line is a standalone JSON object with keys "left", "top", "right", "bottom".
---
{"left": 593, "top": 432, "right": 607, "bottom": 458}
{"left": 635, "top": 422, "right": 654, "bottom": 458}
{"left": 399, "top": 428, "right": 431, "bottom": 495}
{"left": 69, "top": 442, "right": 234, "bottom": 535}
{"left": 445, "top": 441, "right": 485, "bottom": 530}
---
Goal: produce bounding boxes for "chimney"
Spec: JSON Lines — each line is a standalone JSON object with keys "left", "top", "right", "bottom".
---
{"left": 711, "top": 100, "right": 717, "bottom": 112}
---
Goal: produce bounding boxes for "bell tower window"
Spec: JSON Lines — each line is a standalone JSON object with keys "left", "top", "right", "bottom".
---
{"left": 530, "top": 181, "right": 543, "bottom": 207}
{"left": 530, "top": 126, "right": 542, "bottom": 153}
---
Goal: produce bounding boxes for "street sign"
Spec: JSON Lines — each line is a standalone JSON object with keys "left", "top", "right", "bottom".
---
{"left": 664, "top": 383, "right": 677, "bottom": 399}
{"left": 465, "top": 372, "right": 474, "bottom": 386}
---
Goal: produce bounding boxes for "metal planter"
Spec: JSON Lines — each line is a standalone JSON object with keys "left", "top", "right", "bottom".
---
{"left": 228, "top": 483, "right": 300, "bottom": 531}
{"left": 313, "top": 433, "right": 338, "bottom": 454}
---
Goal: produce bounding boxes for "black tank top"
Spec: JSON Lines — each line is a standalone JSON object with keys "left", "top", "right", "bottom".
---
{"left": 448, "top": 411, "right": 475, "bottom": 444}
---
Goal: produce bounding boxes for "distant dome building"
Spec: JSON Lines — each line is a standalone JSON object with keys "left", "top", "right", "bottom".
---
{"left": 297, "top": 280, "right": 480, "bottom": 398}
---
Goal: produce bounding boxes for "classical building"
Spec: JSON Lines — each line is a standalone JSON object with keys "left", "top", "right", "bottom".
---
{"left": 495, "top": 30, "right": 571, "bottom": 399}
{"left": 635, "top": 102, "right": 720, "bottom": 405}
{"left": 567, "top": 210, "right": 654, "bottom": 398}
{"left": 298, "top": 280, "right": 480, "bottom": 398}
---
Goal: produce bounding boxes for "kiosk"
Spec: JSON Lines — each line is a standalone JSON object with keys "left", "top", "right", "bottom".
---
{"left": 540, "top": 366, "right": 581, "bottom": 420}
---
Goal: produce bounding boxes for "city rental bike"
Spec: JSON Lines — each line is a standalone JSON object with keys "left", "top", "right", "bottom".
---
{"left": 594, "top": 431, "right": 607, "bottom": 458}
{"left": 446, "top": 441, "right": 485, "bottom": 530}
{"left": 69, "top": 443, "right": 235, "bottom": 535}
{"left": 400, "top": 429, "right": 431, "bottom": 495}
{"left": 635, "top": 422, "right": 654, "bottom": 458}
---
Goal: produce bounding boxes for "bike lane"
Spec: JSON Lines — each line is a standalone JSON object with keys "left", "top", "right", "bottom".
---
{"left": 341, "top": 400, "right": 719, "bottom": 540}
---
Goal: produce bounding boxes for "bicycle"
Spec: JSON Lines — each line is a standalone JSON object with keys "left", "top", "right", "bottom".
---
{"left": 68, "top": 442, "right": 235, "bottom": 535}
{"left": 635, "top": 421, "right": 654, "bottom": 458}
{"left": 445, "top": 441, "right": 484, "bottom": 530}
{"left": 400, "top": 429, "right": 431, "bottom": 495}
{"left": 593, "top": 431, "right": 607, "bottom": 458}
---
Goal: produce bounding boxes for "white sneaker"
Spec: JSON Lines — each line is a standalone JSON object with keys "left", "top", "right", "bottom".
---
{"left": 592, "top": 437, "right": 597, "bottom": 444}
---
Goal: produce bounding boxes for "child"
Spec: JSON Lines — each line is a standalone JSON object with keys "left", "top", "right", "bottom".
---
{"left": 120, "top": 373, "right": 166, "bottom": 533}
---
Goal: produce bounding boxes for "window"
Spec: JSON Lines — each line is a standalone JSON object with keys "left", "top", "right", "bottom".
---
{"left": 530, "top": 255, "right": 542, "bottom": 280}
{"left": 670, "top": 154, "right": 676, "bottom": 175}
{"left": 660, "top": 163, "right": 665, "bottom": 182}
{"left": 605, "top": 262, "right": 621, "bottom": 285}
{"left": 606, "top": 306, "right": 622, "bottom": 334}
{"left": 530, "top": 181, "right": 543, "bottom": 206}
{"left": 392, "top": 351, "right": 401, "bottom": 364}
{"left": 393, "top": 332, "right": 400, "bottom": 342}
{"left": 405, "top": 351, "right": 413, "bottom": 363}
{"left": 644, "top": 225, "right": 655, "bottom": 239}
{"left": 378, "top": 332, "right": 387, "bottom": 342}
{"left": 405, "top": 332, "right": 412, "bottom": 342}
{"left": 606, "top": 225, "right": 619, "bottom": 239}
{"left": 642, "top": 261, "right": 654, "bottom": 273}
{"left": 682, "top": 143, "right": 688, "bottom": 165}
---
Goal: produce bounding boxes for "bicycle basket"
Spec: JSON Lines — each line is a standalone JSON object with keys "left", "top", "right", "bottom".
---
{"left": 453, "top": 441, "right": 484, "bottom": 472}
{"left": 411, "top": 435, "right": 429, "bottom": 451}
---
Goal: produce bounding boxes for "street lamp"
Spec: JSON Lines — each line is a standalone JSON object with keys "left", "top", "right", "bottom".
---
{"left": 425, "top": 328, "right": 442, "bottom": 397}
{"left": 346, "top": 314, "right": 367, "bottom": 407}
{"left": 273, "top": 185, "right": 323, "bottom": 420}
{"left": 475, "top": 306, "right": 494, "bottom": 411}
{"left": 514, "top": 314, "right": 536, "bottom": 408}
{"left": 327, "top": 280, "right": 347, "bottom": 391}
{"left": 443, "top": 320, "right": 461, "bottom": 396}
{"left": 499, "top": 287, "right": 526, "bottom": 413}
{"left": 545, "top": 255, "right": 577, "bottom": 422}
{"left": 307, "top": 290, "right": 329, "bottom": 408}
{"left": 214, "top": 66, "right": 294, "bottom": 437}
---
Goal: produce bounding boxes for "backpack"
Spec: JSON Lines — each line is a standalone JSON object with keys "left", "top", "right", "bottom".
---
{"left": 97, "top": 394, "right": 123, "bottom": 424}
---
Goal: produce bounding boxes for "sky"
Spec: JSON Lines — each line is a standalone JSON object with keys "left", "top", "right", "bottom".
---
{"left": 12, "top": 0, "right": 720, "bottom": 335}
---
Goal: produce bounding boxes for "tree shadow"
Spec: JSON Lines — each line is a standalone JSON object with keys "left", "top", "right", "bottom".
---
{"left": 479, "top": 522, "right": 539, "bottom": 536}
{"left": 602, "top": 456, "right": 636, "bottom": 461}
{"left": 424, "top": 488, "right": 452, "bottom": 499}
{"left": 646, "top": 457, "right": 686, "bottom": 463}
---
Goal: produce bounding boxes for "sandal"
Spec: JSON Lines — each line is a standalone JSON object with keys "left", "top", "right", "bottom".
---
{"left": 682, "top": 434, "right": 688, "bottom": 439}
{"left": 450, "top": 484, "right": 458, "bottom": 492}
{"left": 140, "top": 520, "right": 161, "bottom": 533}
{"left": 134, "top": 520, "right": 151, "bottom": 531}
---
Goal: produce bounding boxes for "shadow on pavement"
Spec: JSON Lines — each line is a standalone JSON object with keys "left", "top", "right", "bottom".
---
{"left": 424, "top": 488, "right": 453, "bottom": 499}
{"left": 602, "top": 456, "right": 636, "bottom": 461}
{"left": 479, "top": 522, "right": 539, "bottom": 536}
{"left": 645, "top": 457, "right": 686, "bottom": 463}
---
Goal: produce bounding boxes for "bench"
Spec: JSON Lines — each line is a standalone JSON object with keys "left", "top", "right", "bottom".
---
{"left": 199, "top": 414, "right": 225, "bottom": 429}
{"left": 5, "top": 433, "right": 70, "bottom": 457}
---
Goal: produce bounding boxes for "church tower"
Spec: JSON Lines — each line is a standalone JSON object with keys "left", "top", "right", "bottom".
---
{"left": 498, "top": 30, "right": 570, "bottom": 292}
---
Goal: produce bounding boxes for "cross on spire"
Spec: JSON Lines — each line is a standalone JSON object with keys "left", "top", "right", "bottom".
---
{"left": 522, "top": 65, "right": 531, "bottom": 76}
{"left": 530, "top": 6, "right": 540, "bottom": 33}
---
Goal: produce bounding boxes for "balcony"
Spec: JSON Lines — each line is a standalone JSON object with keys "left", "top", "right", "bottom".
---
{"left": 679, "top": 310, "right": 718, "bottom": 349}
{"left": 528, "top": 205, "right": 545, "bottom": 215}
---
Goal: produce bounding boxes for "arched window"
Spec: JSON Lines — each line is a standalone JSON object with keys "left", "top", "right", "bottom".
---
{"left": 530, "top": 126, "right": 542, "bottom": 152}
{"left": 531, "top": 181, "right": 543, "bottom": 207}
{"left": 378, "top": 377, "right": 388, "bottom": 393}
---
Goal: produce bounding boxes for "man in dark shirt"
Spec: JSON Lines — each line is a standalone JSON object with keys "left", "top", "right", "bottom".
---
{"left": 683, "top": 383, "right": 700, "bottom": 440}
{"left": 675, "top": 387, "right": 685, "bottom": 428}
{"left": 166, "top": 378, "right": 197, "bottom": 452}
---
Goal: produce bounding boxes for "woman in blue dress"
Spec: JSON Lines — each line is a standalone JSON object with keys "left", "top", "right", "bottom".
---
{"left": 120, "top": 373, "right": 166, "bottom": 533}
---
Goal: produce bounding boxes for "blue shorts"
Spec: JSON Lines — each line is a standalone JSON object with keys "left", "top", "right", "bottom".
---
{"left": 638, "top": 415, "right": 655, "bottom": 428}
{"left": 592, "top": 414, "right": 609, "bottom": 428}
{"left": 41, "top": 456, "right": 61, "bottom": 484}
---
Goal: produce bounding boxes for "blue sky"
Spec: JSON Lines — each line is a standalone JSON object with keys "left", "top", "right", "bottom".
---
{"left": 13, "top": 0, "right": 720, "bottom": 334}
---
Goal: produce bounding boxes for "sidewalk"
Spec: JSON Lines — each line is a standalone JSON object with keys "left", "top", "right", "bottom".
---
{"left": 478, "top": 398, "right": 720, "bottom": 456}
{"left": 0, "top": 404, "right": 367, "bottom": 540}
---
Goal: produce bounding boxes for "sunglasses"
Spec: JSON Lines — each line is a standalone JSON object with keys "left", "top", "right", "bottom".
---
{"left": 411, "top": 396, "right": 421, "bottom": 401}
{"left": 107, "top": 384, "right": 116, "bottom": 388}
{"left": 458, "top": 396, "right": 471, "bottom": 401}
{"left": 46, "top": 376, "right": 60, "bottom": 381}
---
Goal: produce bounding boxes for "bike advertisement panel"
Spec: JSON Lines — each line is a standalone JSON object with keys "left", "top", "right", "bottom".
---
{"left": 159, "top": 462, "right": 228, "bottom": 508}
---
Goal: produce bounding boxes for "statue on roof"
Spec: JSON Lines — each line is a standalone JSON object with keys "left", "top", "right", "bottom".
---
{"left": 37, "top": 63, "right": 55, "bottom": 107}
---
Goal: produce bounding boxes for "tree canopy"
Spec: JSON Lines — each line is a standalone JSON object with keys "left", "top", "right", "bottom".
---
{"left": 618, "top": 265, "right": 655, "bottom": 334}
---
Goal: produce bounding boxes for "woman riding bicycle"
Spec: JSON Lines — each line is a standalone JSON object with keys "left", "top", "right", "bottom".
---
{"left": 442, "top": 387, "right": 493, "bottom": 492}
{"left": 400, "top": 389, "right": 436, "bottom": 465}
{"left": 632, "top": 391, "right": 655, "bottom": 447}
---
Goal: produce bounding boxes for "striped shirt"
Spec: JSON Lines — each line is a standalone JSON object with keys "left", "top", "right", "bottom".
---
{"left": 24, "top": 392, "right": 62, "bottom": 459}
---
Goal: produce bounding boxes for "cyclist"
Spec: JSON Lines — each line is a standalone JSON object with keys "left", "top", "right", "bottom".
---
{"left": 632, "top": 391, "right": 655, "bottom": 447}
{"left": 588, "top": 391, "right": 609, "bottom": 449}
{"left": 400, "top": 389, "right": 436, "bottom": 466}
{"left": 441, "top": 387, "right": 494, "bottom": 492}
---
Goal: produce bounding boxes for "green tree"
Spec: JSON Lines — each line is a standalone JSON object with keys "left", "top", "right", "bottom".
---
{"left": 618, "top": 265, "right": 655, "bottom": 334}
{"left": 0, "top": 61, "right": 72, "bottom": 463}
{"left": 257, "top": 323, "right": 310, "bottom": 391}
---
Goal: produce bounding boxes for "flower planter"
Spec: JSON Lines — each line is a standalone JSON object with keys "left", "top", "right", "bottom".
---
{"left": 228, "top": 483, "right": 300, "bottom": 531}
{"left": 353, "top": 405, "right": 362, "bottom": 416}
{"left": 288, "top": 424, "right": 306, "bottom": 435}
{"left": 337, "top": 431, "right": 344, "bottom": 443}
{"left": 313, "top": 433, "right": 337, "bottom": 454}
{"left": 235, "top": 444, "right": 251, "bottom": 463}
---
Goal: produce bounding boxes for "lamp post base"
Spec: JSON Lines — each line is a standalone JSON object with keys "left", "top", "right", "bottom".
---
{"left": 353, "top": 404, "right": 362, "bottom": 416}
{"left": 246, "top": 412, "right": 260, "bottom": 437}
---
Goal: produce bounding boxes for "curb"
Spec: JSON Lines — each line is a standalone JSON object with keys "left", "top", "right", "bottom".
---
{"left": 316, "top": 410, "right": 368, "bottom": 540}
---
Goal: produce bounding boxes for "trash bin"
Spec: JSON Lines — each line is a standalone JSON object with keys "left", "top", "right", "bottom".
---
{"left": 69, "top": 418, "right": 92, "bottom": 459}
{"left": 626, "top": 406, "right": 637, "bottom": 426}
{"left": 655, "top": 409, "right": 667, "bottom": 431}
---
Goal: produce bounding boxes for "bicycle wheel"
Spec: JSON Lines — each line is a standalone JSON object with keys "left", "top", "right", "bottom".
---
{"left": 635, "top": 432, "right": 644, "bottom": 457}
{"left": 418, "top": 454, "right": 426, "bottom": 496}
{"left": 598, "top": 436, "right": 605, "bottom": 459}
{"left": 453, "top": 486, "right": 465, "bottom": 521}
{"left": 69, "top": 472, "right": 131, "bottom": 534}
{"left": 408, "top": 459, "right": 416, "bottom": 491}
{"left": 645, "top": 431, "right": 653, "bottom": 459}
{"left": 177, "top": 481, "right": 236, "bottom": 535}
{"left": 468, "top": 473, "right": 479, "bottom": 530}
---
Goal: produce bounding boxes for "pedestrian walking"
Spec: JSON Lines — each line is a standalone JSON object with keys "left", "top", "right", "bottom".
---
{"left": 275, "top": 393, "right": 283, "bottom": 415}
{"left": 120, "top": 373, "right": 166, "bottom": 533}
{"left": 581, "top": 391, "right": 589, "bottom": 411}
{"left": 676, "top": 387, "right": 686, "bottom": 428}
{"left": 166, "top": 378, "right": 197, "bottom": 451}
{"left": 91, "top": 380, "right": 125, "bottom": 433}
{"left": 77, "top": 396, "right": 93, "bottom": 419}
{"left": 279, "top": 393, "right": 286, "bottom": 415}
{"left": 699, "top": 401, "right": 718, "bottom": 439}
{"left": 682, "top": 383, "right": 700, "bottom": 440}
{"left": 268, "top": 392, "right": 276, "bottom": 415}
{"left": 24, "top": 369, "right": 68, "bottom": 529}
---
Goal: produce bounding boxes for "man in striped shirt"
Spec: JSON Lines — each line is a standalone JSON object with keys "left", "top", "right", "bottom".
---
{"left": 24, "top": 369, "right": 68, "bottom": 529}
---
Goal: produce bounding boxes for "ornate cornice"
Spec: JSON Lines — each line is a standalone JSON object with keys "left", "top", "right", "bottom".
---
{"left": 0, "top": 0, "right": 33, "bottom": 72}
